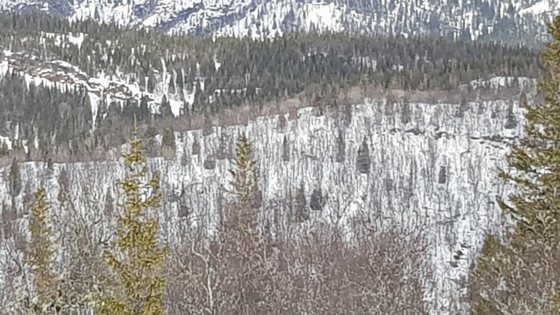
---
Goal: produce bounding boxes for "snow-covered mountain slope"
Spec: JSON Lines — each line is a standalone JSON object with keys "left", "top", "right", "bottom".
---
{"left": 0, "top": 0, "right": 558, "bottom": 46}
{"left": 0, "top": 48, "right": 193, "bottom": 122}
{"left": 0, "top": 97, "right": 526, "bottom": 313}
{"left": 0, "top": 42, "right": 536, "bottom": 154}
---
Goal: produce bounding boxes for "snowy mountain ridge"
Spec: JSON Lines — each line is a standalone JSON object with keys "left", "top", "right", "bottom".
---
{"left": 0, "top": 0, "right": 558, "bottom": 46}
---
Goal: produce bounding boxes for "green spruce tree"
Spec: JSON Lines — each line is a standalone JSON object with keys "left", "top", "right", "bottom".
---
{"left": 29, "top": 187, "right": 55, "bottom": 303}
{"left": 25, "top": 186, "right": 56, "bottom": 313}
{"left": 97, "top": 120, "right": 169, "bottom": 315}
{"left": 9, "top": 157, "right": 22, "bottom": 197}
{"left": 469, "top": 15, "right": 560, "bottom": 315}
{"left": 356, "top": 137, "right": 370, "bottom": 175}
{"left": 219, "top": 133, "right": 272, "bottom": 314}
{"left": 225, "top": 133, "right": 260, "bottom": 242}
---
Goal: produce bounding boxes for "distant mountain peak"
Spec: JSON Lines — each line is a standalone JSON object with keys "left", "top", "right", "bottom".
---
{"left": 0, "top": 0, "right": 558, "bottom": 46}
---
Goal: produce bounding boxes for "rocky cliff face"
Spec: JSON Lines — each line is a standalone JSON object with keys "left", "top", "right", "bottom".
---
{"left": 0, "top": 95, "right": 528, "bottom": 313}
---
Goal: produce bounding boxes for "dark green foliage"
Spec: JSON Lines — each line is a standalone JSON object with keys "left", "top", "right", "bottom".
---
{"left": 161, "top": 128, "right": 176, "bottom": 150}
{"left": 504, "top": 101, "right": 517, "bottom": 129}
{"left": 227, "top": 133, "right": 260, "bottom": 217}
{"left": 180, "top": 147, "right": 189, "bottom": 167}
{"left": 357, "top": 137, "right": 371, "bottom": 174}
{"left": 203, "top": 156, "right": 216, "bottom": 170}
{"left": 191, "top": 137, "right": 200, "bottom": 155}
{"left": 159, "top": 95, "right": 173, "bottom": 118}
{"left": 401, "top": 98, "right": 412, "bottom": 124}
{"left": 216, "top": 133, "right": 227, "bottom": 160}
{"left": 456, "top": 97, "right": 468, "bottom": 118}
{"left": 468, "top": 15, "right": 560, "bottom": 314}
{"left": 57, "top": 168, "right": 70, "bottom": 202}
{"left": 282, "top": 136, "right": 289, "bottom": 162}
{"left": 335, "top": 129, "right": 346, "bottom": 163}
{"left": 310, "top": 187, "right": 325, "bottom": 211}
{"left": 17, "top": 184, "right": 94, "bottom": 313}
{"left": 0, "top": 140, "right": 9, "bottom": 156}
{"left": 0, "top": 12, "right": 545, "bottom": 160}
{"left": 9, "top": 157, "right": 21, "bottom": 197}
{"left": 437, "top": 166, "right": 447, "bottom": 184}
{"left": 292, "top": 182, "right": 309, "bottom": 223}
{"left": 97, "top": 123, "right": 168, "bottom": 315}
{"left": 145, "top": 124, "right": 158, "bottom": 139}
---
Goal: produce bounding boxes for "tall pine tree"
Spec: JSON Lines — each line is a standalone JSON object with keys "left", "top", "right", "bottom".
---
{"left": 9, "top": 157, "right": 21, "bottom": 197}
{"left": 23, "top": 186, "right": 56, "bottom": 314}
{"left": 97, "top": 119, "right": 169, "bottom": 315}
{"left": 219, "top": 133, "right": 272, "bottom": 314}
{"left": 469, "top": 15, "right": 560, "bottom": 314}
{"left": 224, "top": 133, "right": 260, "bottom": 242}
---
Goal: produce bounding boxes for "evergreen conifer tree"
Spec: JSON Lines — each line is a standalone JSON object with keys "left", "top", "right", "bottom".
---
{"left": 293, "top": 182, "right": 309, "bottom": 223}
{"left": 220, "top": 134, "right": 272, "bottom": 313}
{"left": 468, "top": 15, "right": 560, "bottom": 314}
{"left": 356, "top": 137, "right": 371, "bottom": 174}
{"left": 97, "top": 120, "right": 169, "bottom": 315}
{"left": 225, "top": 133, "right": 260, "bottom": 242}
{"left": 25, "top": 186, "right": 56, "bottom": 313}
{"left": 14, "top": 185, "right": 89, "bottom": 314}
{"left": 9, "top": 157, "right": 22, "bottom": 197}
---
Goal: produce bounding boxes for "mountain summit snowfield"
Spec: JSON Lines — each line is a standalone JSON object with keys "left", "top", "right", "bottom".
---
{"left": 0, "top": 0, "right": 558, "bottom": 46}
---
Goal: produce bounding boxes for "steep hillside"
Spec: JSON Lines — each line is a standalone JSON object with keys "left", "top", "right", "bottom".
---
{"left": 0, "top": 13, "right": 542, "bottom": 161}
{"left": 0, "top": 12, "right": 548, "bottom": 313}
{"left": 0, "top": 96, "right": 527, "bottom": 313}
{"left": 0, "top": 0, "right": 558, "bottom": 47}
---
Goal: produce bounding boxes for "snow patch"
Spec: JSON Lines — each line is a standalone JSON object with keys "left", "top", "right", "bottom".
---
{"left": 0, "top": 135, "right": 12, "bottom": 150}
{"left": 519, "top": 1, "right": 553, "bottom": 15}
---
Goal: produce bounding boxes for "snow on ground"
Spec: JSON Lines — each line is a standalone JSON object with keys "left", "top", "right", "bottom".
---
{"left": 0, "top": 97, "right": 525, "bottom": 314}
{"left": 301, "top": 2, "right": 345, "bottom": 32}
{"left": 519, "top": 0, "right": 554, "bottom": 15}
{"left": 67, "top": 33, "right": 86, "bottom": 49}
{"left": 0, "top": 46, "right": 234, "bottom": 143}
{"left": 0, "top": 59, "right": 8, "bottom": 78}
{"left": 0, "top": 48, "right": 196, "bottom": 126}
{"left": 0, "top": 135, "right": 12, "bottom": 149}
{"left": 469, "top": 76, "right": 537, "bottom": 91}
{"left": 42, "top": 32, "right": 87, "bottom": 49}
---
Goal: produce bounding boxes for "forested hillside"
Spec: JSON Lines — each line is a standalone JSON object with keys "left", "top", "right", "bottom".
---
{"left": 0, "top": 96, "right": 527, "bottom": 314}
{"left": 2, "top": 8, "right": 560, "bottom": 315}
{"left": 0, "top": 13, "right": 543, "bottom": 163}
